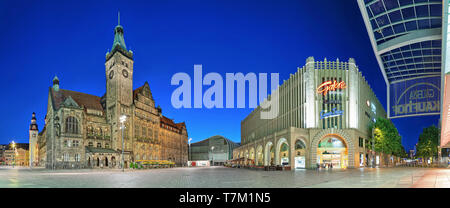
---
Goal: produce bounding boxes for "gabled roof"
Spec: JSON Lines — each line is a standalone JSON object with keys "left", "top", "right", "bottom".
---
{"left": 160, "top": 116, "right": 186, "bottom": 132}
{"left": 133, "top": 81, "right": 153, "bottom": 100}
{"left": 160, "top": 116, "right": 177, "bottom": 128}
{"left": 51, "top": 88, "right": 104, "bottom": 112}
{"left": 176, "top": 122, "right": 186, "bottom": 129}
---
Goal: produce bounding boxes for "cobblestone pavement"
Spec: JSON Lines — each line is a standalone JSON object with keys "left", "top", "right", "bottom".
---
{"left": 0, "top": 166, "right": 448, "bottom": 188}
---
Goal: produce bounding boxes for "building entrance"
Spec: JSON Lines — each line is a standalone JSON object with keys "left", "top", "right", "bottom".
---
{"left": 317, "top": 136, "right": 348, "bottom": 169}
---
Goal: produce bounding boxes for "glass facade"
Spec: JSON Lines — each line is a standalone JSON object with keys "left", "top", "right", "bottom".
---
{"left": 358, "top": 0, "right": 443, "bottom": 118}
{"left": 365, "top": 0, "right": 442, "bottom": 45}
{"left": 381, "top": 39, "right": 441, "bottom": 82}
{"left": 362, "top": 0, "right": 442, "bottom": 82}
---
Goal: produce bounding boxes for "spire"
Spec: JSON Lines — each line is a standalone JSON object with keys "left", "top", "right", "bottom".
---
{"left": 106, "top": 12, "right": 133, "bottom": 61}
{"left": 52, "top": 75, "right": 59, "bottom": 91}
{"left": 30, "top": 112, "right": 38, "bottom": 131}
{"left": 112, "top": 11, "right": 127, "bottom": 51}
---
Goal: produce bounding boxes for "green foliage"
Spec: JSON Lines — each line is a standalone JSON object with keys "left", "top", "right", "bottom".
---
{"left": 416, "top": 126, "right": 440, "bottom": 158}
{"left": 370, "top": 117, "right": 404, "bottom": 157}
{"left": 129, "top": 162, "right": 134, "bottom": 169}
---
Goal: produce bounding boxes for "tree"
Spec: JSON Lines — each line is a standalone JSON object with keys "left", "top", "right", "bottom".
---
{"left": 369, "top": 117, "right": 404, "bottom": 166}
{"left": 416, "top": 125, "right": 440, "bottom": 162}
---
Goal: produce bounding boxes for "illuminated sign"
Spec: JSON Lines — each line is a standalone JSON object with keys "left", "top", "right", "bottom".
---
{"left": 320, "top": 108, "right": 343, "bottom": 119}
{"left": 390, "top": 76, "right": 440, "bottom": 118}
{"left": 317, "top": 80, "right": 347, "bottom": 96}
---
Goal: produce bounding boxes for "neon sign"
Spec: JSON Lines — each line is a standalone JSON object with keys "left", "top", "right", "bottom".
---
{"left": 320, "top": 108, "right": 343, "bottom": 119}
{"left": 317, "top": 80, "right": 347, "bottom": 96}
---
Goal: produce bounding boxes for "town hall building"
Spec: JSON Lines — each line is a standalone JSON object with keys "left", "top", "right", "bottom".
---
{"left": 29, "top": 16, "right": 189, "bottom": 169}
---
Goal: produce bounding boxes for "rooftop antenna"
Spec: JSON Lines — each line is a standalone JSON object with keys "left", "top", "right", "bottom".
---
{"left": 118, "top": 11, "right": 120, "bottom": 25}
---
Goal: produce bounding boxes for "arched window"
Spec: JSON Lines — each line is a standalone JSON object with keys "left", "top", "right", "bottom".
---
{"left": 65, "top": 116, "right": 79, "bottom": 134}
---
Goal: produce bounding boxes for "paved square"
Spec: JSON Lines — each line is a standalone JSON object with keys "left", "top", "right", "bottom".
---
{"left": 0, "top": 166, "right": 448, "bottom": 188}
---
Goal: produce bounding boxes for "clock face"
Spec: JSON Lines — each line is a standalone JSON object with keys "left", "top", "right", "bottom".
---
{"left": 122, "top": 69, "right": 128, "bottom": 78}
{"left": 109, "top": 70, "right": 114, "bottom": 79}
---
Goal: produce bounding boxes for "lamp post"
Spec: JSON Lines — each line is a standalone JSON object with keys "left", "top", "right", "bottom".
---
{"left": 188, "top": 138, "right": 192, "bottom": 163}
{"left": 120, "top": 115, "right": 127, "bottom": 172}
{"left": 371, "top": 128, "right": 375, "bottom": 168}
{"left": 11, "top": 141, "right": 16, "bottom": 168}
{"left": 211, "top": 146, "right": 215, "bottom": 166}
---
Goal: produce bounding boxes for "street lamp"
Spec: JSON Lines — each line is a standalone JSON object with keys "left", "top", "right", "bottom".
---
{"left": 11, "top": 141, "right": 16, "bottom": 168}
{"left": 211, "top": 146, "right": 215, "bottom": 166}
{"left": 188, "top": 138, "right": 192, "bottom": 162}
{"left": 120, "top": 115, "right": 127, "bottom": 172}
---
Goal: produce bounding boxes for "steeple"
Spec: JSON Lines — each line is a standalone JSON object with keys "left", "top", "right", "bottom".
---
{"left": 30, "top": 112, "right": 38, "bottom": 131}
{"left": 106, "top": 12, "right": 133, "bottom": 61}
{"left": 52, "top": 75, "right": 59, "bottom": 91}
{"left": 112, "top": 11, "right": 127, "bottom": 51}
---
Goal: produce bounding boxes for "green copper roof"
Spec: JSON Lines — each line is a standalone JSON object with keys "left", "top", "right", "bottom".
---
{"left": 106, "top": 12, "right": 133, "bottom": 61}
{"left": 112, "top": 24, "right": 127, "bottom": 51}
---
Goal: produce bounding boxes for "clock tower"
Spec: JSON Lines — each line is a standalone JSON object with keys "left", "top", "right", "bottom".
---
{"left": 29, "top": 112, "right": 38, "bottom": 167}
{"left": 105, "top": 13, "right": 134, "bottom": 152}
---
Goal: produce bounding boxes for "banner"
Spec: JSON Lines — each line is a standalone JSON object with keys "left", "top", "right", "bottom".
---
{"left": 390, "top": 76, "right": 440, "bottom": 118}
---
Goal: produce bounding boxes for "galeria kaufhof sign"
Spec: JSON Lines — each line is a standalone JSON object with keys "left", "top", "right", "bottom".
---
{"left": 390, "top": 76, "right": 440, "bottom": 118}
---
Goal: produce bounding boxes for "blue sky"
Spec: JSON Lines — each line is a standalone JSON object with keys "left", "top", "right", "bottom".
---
{"left": 0, "top": 0, "right": 439, "bottom": 150}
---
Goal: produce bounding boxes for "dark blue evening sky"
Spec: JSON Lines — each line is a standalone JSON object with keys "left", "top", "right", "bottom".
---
{"left": 0, "top": 0, "right": 439, "bottom": 150}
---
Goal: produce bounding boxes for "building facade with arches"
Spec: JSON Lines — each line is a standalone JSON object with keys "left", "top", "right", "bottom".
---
{"left": 29, "top": 16, "right": 188, "bottom": 169}
{"left": 234, "top": 57, "right": 387, "bottom": 170}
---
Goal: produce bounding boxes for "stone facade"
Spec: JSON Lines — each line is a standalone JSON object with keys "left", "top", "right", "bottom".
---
{"left": 30, "top": 18, "right": 188, "bottom": 169}
{"left": 234, "top": 57, "right": 387, "bottom": 169}
{"left": 3, "top": 143, "right": 29, "bottom": 166}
